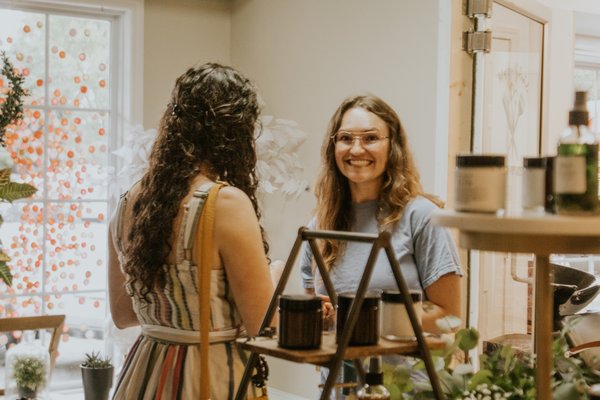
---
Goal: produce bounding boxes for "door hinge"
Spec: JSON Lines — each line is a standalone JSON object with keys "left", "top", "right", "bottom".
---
{"left": 464, "top": 0, "right": 493, "bottom": 17}
{"left": 463, "top": 30, "right": 492, "bottom": 53}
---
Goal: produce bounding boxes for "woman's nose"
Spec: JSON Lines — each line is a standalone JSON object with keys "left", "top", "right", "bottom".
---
{"left": 349, "top": 139, "right": 366, "bottom": 154}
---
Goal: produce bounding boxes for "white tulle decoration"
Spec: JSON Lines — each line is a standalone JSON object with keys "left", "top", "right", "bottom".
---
{"left": 256, "top": 116, "right": 308, "bottom": 198}
{"left": 111, "top": 124, "right": 157, "bottom": 198}
{"left": 111, "top": 117, "right": 308, "bottom": 199}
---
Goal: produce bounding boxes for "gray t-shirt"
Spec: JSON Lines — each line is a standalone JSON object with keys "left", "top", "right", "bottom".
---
{"left": 300, "top": 196, "right": 462, "bottom": 298}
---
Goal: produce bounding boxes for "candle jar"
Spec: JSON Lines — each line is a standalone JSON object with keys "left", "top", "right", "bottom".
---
{"left": 380, "top": 290, "right": 422, "bottom": 341}
{"left": 454, "top": 154, "right": 506, "bottom": 213}
{"left": 336, "top": 292, "right": 380, "bottom": 346}
{"left": 522, "top": 157, "right": 546, "bottom": 214}
{"left": 278, "top": 294, "right": 322, "bottom": 349}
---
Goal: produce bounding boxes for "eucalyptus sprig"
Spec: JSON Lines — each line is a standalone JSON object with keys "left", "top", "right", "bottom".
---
{"left": 0, "top": 51, "right": 28, "bottom": 144}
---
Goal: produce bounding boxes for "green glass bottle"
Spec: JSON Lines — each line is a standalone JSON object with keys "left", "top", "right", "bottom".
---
{"left": 555, "top": 91, "right": 599, "bottom": 215}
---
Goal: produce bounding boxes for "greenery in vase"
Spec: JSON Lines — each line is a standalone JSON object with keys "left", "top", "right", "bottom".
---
{"left": 81, "top": 351, "right": 113, "bottom": 369}
{"left": 383, "top": 317, "right": 600, "bottom": 399}
{"left": 11, "top": 355, "right": 47, "bottom": 395}
{"left": 0, "top": 51, "right": 34, "bottom": 287}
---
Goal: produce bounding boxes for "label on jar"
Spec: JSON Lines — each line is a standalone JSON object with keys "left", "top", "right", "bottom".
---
{"left": 555, "top": 155, "right": 586, "bottom": 194}
{"left": 454, "top": 167, "right": 506, "bottom": 212}
{"left": 522, "top": 168, "right": 545, "bottom": 210}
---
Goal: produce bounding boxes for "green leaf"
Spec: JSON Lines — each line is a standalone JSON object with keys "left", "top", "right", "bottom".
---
{"left": 456, "top": 327, "right": 480, "bottom": 352}
{"left": 0, "top": 182, "right": 36, "bottom": 202}
{"left": 468, "top": 369, "right": 492, "bottom": 389}
{"left": 0, "top": 261, "right": 12, "bottom": 287}
{"left": 0, "top": 168, "right": 10, "bottom": 185}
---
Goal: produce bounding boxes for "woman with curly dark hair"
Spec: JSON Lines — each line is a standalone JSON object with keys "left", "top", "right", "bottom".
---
{"left": 108, "top": 63, "right": 274, "bottom": 399}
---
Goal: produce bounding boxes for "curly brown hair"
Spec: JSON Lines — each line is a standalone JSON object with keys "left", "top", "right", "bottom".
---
{"left": 124, "top": 63, "right": 268, "bottom": 297}
{"left": 315, "top": 94, "right": 442, "bottom": 269}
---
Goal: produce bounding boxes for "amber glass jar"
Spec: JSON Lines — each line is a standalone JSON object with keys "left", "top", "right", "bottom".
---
{"left": 278, "top": 294, "right": 322, "bottom": 349}
{"left": 336, "top": 292, "right": 380, "bottom": 346}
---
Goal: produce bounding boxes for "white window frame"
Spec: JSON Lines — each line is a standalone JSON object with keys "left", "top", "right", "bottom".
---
{"left": 0, "top": 0, "right": 143, "bottom": 390}
{"left": 575, "top": 34, "right": 600, "bottom": 133}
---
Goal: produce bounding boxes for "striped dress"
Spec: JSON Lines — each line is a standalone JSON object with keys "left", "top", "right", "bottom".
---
{"left": 111, "top": 183, "right": 254, "bottom": 399}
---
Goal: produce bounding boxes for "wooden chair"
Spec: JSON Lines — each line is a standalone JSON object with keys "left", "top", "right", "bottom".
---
{"left": 0, "top": 314, "right": 66, "bottom": 395}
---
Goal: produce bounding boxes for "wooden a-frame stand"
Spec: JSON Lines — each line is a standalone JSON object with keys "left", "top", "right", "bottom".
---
{"left": 235, "top": 227, "right": 445, "bottom": 399}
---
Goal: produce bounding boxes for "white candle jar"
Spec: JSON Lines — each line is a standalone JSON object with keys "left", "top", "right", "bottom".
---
{"left": 380, "top": 290, "right": 422, "bottom": 341}
{"left": 522, "top": 156, "right": 546, "bottom": 213}
{"left": 454, "top": 154, "right": 506, "bottom": 213}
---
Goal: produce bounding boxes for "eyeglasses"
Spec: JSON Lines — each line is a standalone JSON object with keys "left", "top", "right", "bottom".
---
{"left": 331, "top": 131, "right": 389, "bottom": 148}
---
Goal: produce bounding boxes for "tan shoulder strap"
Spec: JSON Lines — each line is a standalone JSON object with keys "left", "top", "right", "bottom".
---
{"left": 195, "top": 182, "right": 223, "bottom": 400}
{"left": 183, "top": 182, "right": 215, "bottom": 261}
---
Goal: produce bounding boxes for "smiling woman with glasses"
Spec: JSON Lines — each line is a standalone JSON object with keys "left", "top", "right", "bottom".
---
{"left": 300, "top": 94, "right": 464, "bottom": 398}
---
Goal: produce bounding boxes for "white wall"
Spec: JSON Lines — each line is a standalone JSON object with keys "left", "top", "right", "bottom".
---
{"left": 230, "top": 1, "right": 450, "bottom": 397}
{"left": 143, "top": 0, "right": 231, "bottom": 129}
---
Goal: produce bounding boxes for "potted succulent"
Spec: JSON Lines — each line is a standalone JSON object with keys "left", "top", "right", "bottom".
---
{"left": 80, "top": 351, "right": 114, "bottom": 400}
{"left": 11, "top": 355, "right": 47, "bottom": 399}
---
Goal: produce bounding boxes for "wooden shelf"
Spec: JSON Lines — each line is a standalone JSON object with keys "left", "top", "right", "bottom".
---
{"left": 237, "top": 332, "right": 446, "bottom": 366}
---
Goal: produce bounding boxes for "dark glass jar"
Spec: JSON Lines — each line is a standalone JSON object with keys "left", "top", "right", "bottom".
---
{"left": 336, "top": 292, "right": 380, "bottom": 346}
{"left": 278, "top": 294, "right": 322, "bottom": 349}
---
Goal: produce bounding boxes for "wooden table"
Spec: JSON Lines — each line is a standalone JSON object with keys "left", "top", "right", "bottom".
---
{"left": 432, "top": 210, "right": 600, "bottom": 400}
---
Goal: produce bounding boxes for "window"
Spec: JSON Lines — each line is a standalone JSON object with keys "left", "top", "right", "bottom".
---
{"left": 0, "top": 1, "right": 142, "bottom": 389}
{"left": 574, "top": 68, "right": 600, "bottom": 132}
{"left": 574, "top": 34, "right": 600, "bottom": 132}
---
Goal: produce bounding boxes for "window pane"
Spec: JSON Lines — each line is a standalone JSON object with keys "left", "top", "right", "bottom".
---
{"left": 45, "top": 202, "right": 108, "bottom": 293}
{"left": 0, "top": 202, "right": 44, "bottom": 299}
{"left": 0, "top": 11, "right": 46, "bottom": 105}
{"left": 46, "top": 110, "right": 110, "bottom": 200}
{"left": 49, "top": 15, "right": 110, "bottom": 109}
{"left": 574, "top": 68, "right": 600, "bottom": 133}
{"left": 5, "top": 109, "right": 46, "bottom": 195}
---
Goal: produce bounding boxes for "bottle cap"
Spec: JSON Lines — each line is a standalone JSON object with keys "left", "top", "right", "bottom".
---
{"left": 523, "top": 157, "right": 545, "bottom": 168}
{"left": 338, "top": 292, "right": 380, "bottom": 308}
{"left": 278, "top": 294, "right": 322, "bottom": 311}
{"left": 381, "top": 290, "right": 422, "bottom": 303}
{"left": 365, "top": 356, "right": 384, "bottom": 386}
{"left": 456, "top": 154, "right": 505, "bottom": 167}
{"left": 569, "top": 91, "right": 589, "bottom": 126}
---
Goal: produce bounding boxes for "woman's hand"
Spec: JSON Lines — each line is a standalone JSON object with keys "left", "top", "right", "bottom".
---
{"left": 305, "top": 289, "right": 336, "bottom": 330}
{"left": 320, "top": 295, "right": 335, "bottom": 331}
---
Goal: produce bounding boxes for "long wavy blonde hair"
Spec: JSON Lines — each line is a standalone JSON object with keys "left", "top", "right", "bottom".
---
{"left": 314, "top": 94, "right": 442, "bottom": 269}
